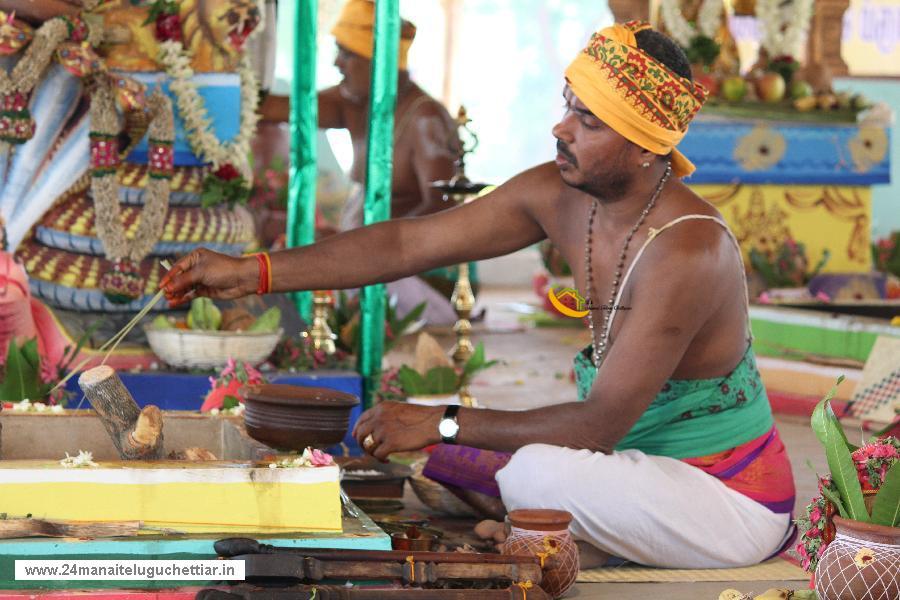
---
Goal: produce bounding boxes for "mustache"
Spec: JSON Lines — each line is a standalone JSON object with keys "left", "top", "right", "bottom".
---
{"left": 556, "top": 140, "right": 577, "bottom": 166}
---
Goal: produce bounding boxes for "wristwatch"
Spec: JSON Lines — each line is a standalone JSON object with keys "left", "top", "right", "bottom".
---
{"left": 438, "top": 405, "right": 461, "bottom": 444}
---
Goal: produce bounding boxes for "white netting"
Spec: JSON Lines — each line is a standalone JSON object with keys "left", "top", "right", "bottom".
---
{"left": 503, "top": 528, "right": 580, "bottom": 598}
{"left": 815, "top": 534, "right": 900, "bottom": 600}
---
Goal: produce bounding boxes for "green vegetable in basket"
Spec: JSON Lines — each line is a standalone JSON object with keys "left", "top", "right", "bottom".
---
{"left": 248, "top": 306, "right": 281, "bottom": 333}
{"left": 187, "top": 297, "right": 222, "bottom": 330}
{"left": 151, "top": 315, "right": 173, "bottom": 329}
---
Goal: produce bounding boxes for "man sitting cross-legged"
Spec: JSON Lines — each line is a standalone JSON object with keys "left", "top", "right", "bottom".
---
{"left": 161, "top": 21, "right": 796, "bottom": 569}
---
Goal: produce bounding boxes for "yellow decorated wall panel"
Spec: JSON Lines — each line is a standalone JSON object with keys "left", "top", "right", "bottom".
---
{"left": 690, "top": 184, "right": 872, "bottom": 273}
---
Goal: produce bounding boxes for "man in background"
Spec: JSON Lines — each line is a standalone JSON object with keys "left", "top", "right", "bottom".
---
{"left": 261, "top": 0, "right": 468, "bottom": 324}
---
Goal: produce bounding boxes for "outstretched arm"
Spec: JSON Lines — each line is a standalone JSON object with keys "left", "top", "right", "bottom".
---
{"left": 259, "top": 86, "right": 345, "bottom": 129}
{"left": 161, "top": 164, "right": 551, "bottom": 305}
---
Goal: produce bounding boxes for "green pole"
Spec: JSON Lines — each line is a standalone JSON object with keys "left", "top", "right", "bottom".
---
{"left": 286, "top": 0, "right": 317, "bottom": 321}
{"left": 358, "top": 0, "right": 400, "bottom": 405}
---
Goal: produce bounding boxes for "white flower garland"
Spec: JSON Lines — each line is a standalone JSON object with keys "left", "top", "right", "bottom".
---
{"left": 755, "top": 0, "right": 814, "bottom": 58}
{"left": 660, "top": 0, "right": 723, "bottom": 48}
{"left": 156, "top": 2, "right": 264, "bottom": 182}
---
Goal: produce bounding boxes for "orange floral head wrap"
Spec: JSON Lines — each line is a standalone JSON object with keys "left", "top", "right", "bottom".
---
{"left": 331, "top": 0, "right": 417, "bottom": 70}
{"left": 564, "top": 21, "right": 708, "bottom": 178}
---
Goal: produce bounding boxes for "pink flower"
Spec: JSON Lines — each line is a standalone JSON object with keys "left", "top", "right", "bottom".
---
{"left": 796, "top": 543, "right": 808, "bottom": 558}
{"left": 809, "top": 507, "right": 822, "bottom": 524}
{"left": 815, "top": 292, "right": 830, "bottom": 303}
{"left": 872, "top": 444, "right": 898, "bottom": 459}
{"left": 243, "top": 363, "right": 264, "bottom": 384}
{"left": 807, "top": 527, "right": 821, "bottom": 539}
{"left": 201, "top": 378, "right": 243, "bottom": 412}
{"left": 818, "top": 545, "right": 827, "bottom": 557}
{"left": 758, "top": 292, "right": 771, "bottom": 304}
{"left": 221, "top": 358, "right": 237, "bottom": 380}
{"left": 308, "top": 448, "right": 334, "bottom": 466}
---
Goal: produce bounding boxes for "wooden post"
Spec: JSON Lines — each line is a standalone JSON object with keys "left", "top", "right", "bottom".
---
{"left": 78, "top": 366, "right": 164, "bottom": 460}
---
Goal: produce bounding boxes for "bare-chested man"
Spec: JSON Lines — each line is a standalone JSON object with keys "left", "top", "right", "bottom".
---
{"left": 161, "top": 22, "right": 796, "bottom": 569}
{"left": 261, "top": 0, "right": 466, "bottom": 322}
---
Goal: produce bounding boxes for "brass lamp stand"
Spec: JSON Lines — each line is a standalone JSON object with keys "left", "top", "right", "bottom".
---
{"left": 301, "top": 290, "right": 337, "bottom": 355}
{"left": 431, "top": 107, "right": 489, "bottom": 408}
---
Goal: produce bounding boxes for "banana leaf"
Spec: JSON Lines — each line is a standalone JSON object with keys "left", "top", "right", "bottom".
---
{"left": 871, "top": 461, "right": 900, "bottom": 527}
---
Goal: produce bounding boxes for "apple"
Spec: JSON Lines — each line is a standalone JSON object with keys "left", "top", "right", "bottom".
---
{"left": 790, "top": 80, "right": 813, "bottom": 100}
{"left": 755, "top": 72, "right": 786, "bottom": 103}
{"left": 721, "top": 76, "right": 748, "bottom": 102}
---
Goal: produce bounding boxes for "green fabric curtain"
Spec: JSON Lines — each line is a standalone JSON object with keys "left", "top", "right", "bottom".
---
{"left": 358, "top": 0, "right": 401, "bottom": 404}
{"left": 286, "top": 0, "right": 317, "bottom": 321}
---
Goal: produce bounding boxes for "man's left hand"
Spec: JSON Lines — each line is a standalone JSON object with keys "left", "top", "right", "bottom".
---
{"left": 352, "top": 402, "right": 443, "bottom": 460}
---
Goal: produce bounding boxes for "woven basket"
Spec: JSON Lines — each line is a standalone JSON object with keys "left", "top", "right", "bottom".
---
{"left": 407, "top": 455, "right": 478, "bottom": 518}
{"left": 144, "top": 326, "right": 283, "bottom": 369}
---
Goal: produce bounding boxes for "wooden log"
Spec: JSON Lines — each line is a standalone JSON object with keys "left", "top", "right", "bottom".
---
{"left": 78, "top": 365, "right": 164, "bottom": 460}
{"left": 0, "top": 517, "right": 141, "bottom": 539}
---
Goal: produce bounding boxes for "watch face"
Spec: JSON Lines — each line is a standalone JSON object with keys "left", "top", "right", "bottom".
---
{"left": 438, "top": 418, "right": 459, "bottom": 438}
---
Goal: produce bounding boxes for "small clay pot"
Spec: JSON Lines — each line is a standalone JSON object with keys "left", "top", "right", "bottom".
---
{"left": 242, "top": 384, "right": 359, "bottom": 451}
{"left": 502, "top": 509, "right": 579, "bottom": 598}
{"left": 390, "top": 532, "right": 437, "bottom": 552}
{"left": 815, "top": 516, "right": 900, "bottom": 600}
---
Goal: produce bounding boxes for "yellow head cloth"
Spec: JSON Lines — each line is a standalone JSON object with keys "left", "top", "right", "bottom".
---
{"left": 331, "top": 0, "right": 417, "bottom": 70}
{"left": 564, "top": 21, "right": 707, "bottom": 178}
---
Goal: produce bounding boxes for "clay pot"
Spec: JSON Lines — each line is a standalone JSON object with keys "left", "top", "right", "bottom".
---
{"left": 390, "top": 526, "right": 438, "bottom": 551}
{"left": 815, "top": 516, "right": 900, "bottom": 600}
{"left": 502, "top": 509, "right": 579, "bottom": 598}
{"left": 242, "top": 384, "right": 359, "bottom": 451}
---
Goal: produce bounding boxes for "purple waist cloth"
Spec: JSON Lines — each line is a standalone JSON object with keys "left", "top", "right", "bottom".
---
{"left": 422, "top": 444, "right": 512, "bottom": 497}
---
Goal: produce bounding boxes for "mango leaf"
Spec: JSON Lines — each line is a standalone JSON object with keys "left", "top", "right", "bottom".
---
{"left": 820, "top": 485, "right": 848, "bottom": 519}
{"left": 871, "top": 461, "right": 900, "bottom": 527}
{"left": 423, "top": 366, "right": 459, "bottom": 395}
{"left": 811, "top": 388, "right": 868, "bottom": 521}
{"left": 397, "top": 365, "right": 426, "bottom": 396}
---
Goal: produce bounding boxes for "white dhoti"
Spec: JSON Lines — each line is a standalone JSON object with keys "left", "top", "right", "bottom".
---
{"left": 495, "top": 444, "right": 792, "bottom": 568}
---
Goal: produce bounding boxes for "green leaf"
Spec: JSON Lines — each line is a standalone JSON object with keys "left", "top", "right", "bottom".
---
{"left": 394, "top": 301, "right": 426, "bottom": 335}
{"left": 0, "top": 342, "right": 27, "bottom": 400}
{"left": 397, "top": 366, "right": 426, "bottom": 396}
{"left": 463, "top": 343, "right": 486, "bottom": 379}
{"left": 19, "top": 338, "right": 40, "bottom": 371}
{"left": 222, "top": 395, "right": 240, "bottom": 410}
{"left": 811, "top": 386, "right": 869, "bottom": 521}
{"left": 0, "top": 341, "right": 44, "bottom": 401}
{"left": 871, "top": 461, "right": 900, "bottom": 527}
{"left": 820, "top": 485, "right": 848, "bottom": 519}
{"left": 423, "top": 366, "right": 458, "bottom": 395}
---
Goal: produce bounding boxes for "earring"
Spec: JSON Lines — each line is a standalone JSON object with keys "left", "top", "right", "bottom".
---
{"left": 641, "top": 162, "right": 650, "bottom": 168}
